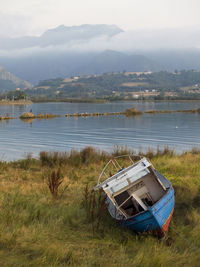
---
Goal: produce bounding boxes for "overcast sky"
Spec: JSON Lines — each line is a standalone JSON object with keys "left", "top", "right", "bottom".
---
{"left": 0, "top": 0, "right": 200, "bottom": 37}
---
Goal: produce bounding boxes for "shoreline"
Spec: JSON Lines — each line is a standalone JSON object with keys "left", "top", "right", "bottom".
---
{"left": 0, "top": 99, "right": 198, "bottom": 105}
{"left": 31, "top": 98, "right": 200, "bottom": 104}
{"left": 0, "top": 100, "right": 32, "bottom": 105}
{"left": 2, "top": 146, "right": 199, "bottom": 162}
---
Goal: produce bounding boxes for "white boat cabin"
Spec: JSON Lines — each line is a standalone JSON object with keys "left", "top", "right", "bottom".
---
{"left": 94, "top": 157, "right": 167, "bottom": 219}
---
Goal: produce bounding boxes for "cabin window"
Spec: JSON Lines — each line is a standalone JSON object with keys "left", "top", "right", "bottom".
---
{"left": 113, "top": 180, "right": 156, "bottom": 217}
{"left": 114, "top": 191, "right": 145, "bottom": 217}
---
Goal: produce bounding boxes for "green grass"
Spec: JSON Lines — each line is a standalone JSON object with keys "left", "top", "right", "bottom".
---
{"left": 0, "top": 147, "right": 200, "bottom": 266}
{"left": 121, "top": 82, "right": 149, "bottom": 87}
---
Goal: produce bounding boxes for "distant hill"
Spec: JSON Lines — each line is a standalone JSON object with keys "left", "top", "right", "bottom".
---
{"left": 74, "top": 50, "right": 161, "bottom": 75}
{"left": 0, "top": 66, "right": 32, "bottom": 91}
{"left": 145, "top": 50, "right": 200, "bottom": 72}
{"left": 27, "top": 70, "right": 200, "bottom": 100}
{"left": 0, "top": 50, "right": 161, "bottom": 84}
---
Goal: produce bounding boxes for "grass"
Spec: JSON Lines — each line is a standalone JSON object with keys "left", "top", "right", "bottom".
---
{"left": 0, "top": 147, "right": 200, "bottom": 266}
{"left": 20, "top": 112, "right": 60, "bottom": 120}
{"left": 121, "top": 82, "right": 149, "bottom": 87}
{"left": 125, "top": 108, "right": 143, "bottom": 116}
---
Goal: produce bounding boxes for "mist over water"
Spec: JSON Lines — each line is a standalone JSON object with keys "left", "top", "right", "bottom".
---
{"left": 0, "top": 101, "right": 200, "bottom": 161}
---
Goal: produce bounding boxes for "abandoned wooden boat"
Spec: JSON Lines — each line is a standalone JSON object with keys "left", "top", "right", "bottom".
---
{"left": 94, "top": 156, "right": 174, "bottom": 234}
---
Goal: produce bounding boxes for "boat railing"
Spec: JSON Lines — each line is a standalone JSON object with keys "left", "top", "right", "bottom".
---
{"left": 95, "top": 154, "right": 143, "bottom": 190}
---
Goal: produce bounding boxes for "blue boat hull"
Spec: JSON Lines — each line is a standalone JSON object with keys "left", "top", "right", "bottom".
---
{"left": 120, "top": 187, "right": 174, "bottom": 233}
{"left": 106, "top": 171, "right": 175, "bottom": 233}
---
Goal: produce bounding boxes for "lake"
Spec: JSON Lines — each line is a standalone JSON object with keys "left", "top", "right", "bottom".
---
{"left": 0, "top": 101, "right": 200, "bottom": 161}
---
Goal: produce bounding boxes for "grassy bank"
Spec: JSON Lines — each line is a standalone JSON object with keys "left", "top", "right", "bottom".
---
{"left": 0, "top": 100, "right": 32, "bottom": 105}
{"left": 0, "top": 147, "right": 200, "bottom": 266}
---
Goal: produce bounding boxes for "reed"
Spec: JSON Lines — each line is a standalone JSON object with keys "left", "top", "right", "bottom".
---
{"left": 39, "top": 151, "right": 68, "bottom": 167}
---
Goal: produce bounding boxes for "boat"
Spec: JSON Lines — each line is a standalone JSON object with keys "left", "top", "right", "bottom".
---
{"left": 94, "top": 155, "right": 174, "bottom": 235}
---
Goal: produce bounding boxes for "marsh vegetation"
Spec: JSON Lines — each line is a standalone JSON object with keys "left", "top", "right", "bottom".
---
{"left": 20, "top": 112, "right": 60, "bottom": 120}
{"left": 0, "top": 147, "right": 199, "bottom": 266}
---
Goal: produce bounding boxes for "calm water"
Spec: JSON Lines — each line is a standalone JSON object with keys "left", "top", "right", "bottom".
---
{"left": 0, "top": 101, "right": 200, "bottom": 161}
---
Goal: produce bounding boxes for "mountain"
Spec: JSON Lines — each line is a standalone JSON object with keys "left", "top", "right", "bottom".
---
{"left": 0, "top": 50, "right": 161, "bottom": 84}
{"left": 144, "top": 50, "right": 200, "bottom": 72}
{"left": 1, "top": 24, "right": 200, "bottom": 84}
{"left": 0, "top": 66, "right": 32, "bottom": 91}
{"left": 74, "top": 50, "right": 161, "bottom": 75}
{"left": 0, "top": 24, "right": 123, "bottom": 50}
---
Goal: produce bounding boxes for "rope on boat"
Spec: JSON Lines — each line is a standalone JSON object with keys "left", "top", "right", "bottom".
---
{"left": 155, "top": 209, "right": 200, "bottom": 253}
{"left": 169, "top": 224, "right": 200, "bottom": 253}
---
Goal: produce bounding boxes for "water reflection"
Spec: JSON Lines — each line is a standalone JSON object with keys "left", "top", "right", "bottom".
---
{"left": 20, "top": 118, "right": 34, "bottom": 124}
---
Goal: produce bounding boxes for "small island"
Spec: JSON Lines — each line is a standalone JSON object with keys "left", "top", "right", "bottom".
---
{"left": 20, "top": 112, "right": 60, "bottom": 119}
{"left": 0, "top": 100, "right": 32, "bottom": 105}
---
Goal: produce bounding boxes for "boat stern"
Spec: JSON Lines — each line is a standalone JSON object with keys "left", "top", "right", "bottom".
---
{"left": 150, "top": 187, "right": 174, "bottom": 232}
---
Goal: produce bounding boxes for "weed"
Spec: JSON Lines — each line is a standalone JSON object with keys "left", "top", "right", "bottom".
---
{"left": 46, "top": 168, "right": 66, "bottom": 199}
{"left": 82, "top": 185, "right": 106, "bottom": 234}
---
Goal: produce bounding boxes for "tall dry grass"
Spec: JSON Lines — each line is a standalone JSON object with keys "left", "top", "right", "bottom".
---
{"left": 0, "top": 147, "right": 199, "bottom": 265}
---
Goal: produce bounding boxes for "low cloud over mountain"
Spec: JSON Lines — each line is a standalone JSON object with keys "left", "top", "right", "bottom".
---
{"left": 1, "top": 24, "right": 200, "bottom": 53}
{"left": 1, "top": 24, "right": 200, "bottom": 84}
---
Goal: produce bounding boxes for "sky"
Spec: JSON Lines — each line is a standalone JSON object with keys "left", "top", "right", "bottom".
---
{"left": 0, "top": 0, "right": 200, "bottom": 37}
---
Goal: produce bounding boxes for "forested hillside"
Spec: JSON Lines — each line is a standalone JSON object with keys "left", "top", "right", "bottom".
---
{"left": 26, "top": 70, "right": 200, "bottom": 100}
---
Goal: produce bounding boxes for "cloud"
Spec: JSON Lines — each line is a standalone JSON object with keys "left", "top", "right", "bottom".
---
{"left": 0, "top": 26, "right": 200, "bottom": 58}
{"left": 63, "top": 27, "right": 200, "bottom": 52}
{"left": 0, "top": 12, "right": 31, "bottom": 37}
